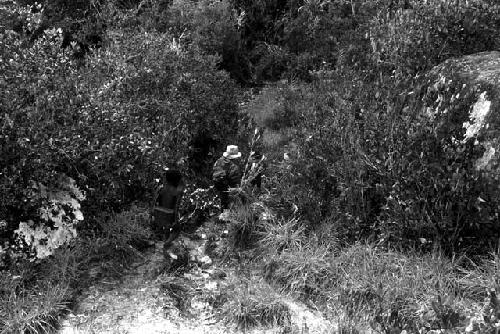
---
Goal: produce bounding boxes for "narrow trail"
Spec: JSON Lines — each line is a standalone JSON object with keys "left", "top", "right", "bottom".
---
{"left": 59, "top": 87, "right": 336, "bottom": 334}
{"left": 58, "top": 219, "right": 335, "bottom": 334}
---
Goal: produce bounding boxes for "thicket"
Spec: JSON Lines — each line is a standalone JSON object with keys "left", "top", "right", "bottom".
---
{"left": 0, "top": 1, "right": 239, "bottom": 263}
{"left": 3, "top": 0, "right": 500, "bottom": 331}
{"left": 218, "top": 1, "right": 500, "bottom": 329}
{"left": 1, "top": 0, "right": 243, "bottom": 330}
{"left": 238, "top": 0, "right": 500, "bottom": 253}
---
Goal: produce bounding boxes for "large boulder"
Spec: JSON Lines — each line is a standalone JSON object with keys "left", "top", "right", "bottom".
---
{"left": 387, "top": 51, "right": 500, "bottom": 250}
{"left": 420, "top": 51, "right": 500, "bottom": 182}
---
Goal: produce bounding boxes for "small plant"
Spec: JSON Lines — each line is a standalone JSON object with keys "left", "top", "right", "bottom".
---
{"left": 263, "top": 242, "right": 333, "bottom": 300}
{"left": 14, "top": 175, "right": 86, "bottom": 261}
{"left": 219, "top": 203, "right": 263, "bottom": 251}
{"left": 257, "top": 217, "right": 306, "bottom": 255}
{"left": 221, "top": 276, "right": 291, "bottom": 330}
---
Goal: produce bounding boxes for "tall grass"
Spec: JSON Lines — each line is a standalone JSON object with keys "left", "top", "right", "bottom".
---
{"left": 262, "top": 235, "right": 499, "bottom": 331}
{"left": 0, "top": 274, "right": 70, "bottom": 334}
{"left": 222, "top": 196, "right": 500, "bottom": 331}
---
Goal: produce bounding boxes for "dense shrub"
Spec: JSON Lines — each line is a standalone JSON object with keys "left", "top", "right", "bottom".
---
{"left": 0, "top": 4, "right": 239, "bottom": 261}
{"left": 141, "top": 0, "right": 251, "bottom": 84}
{"left": 262, "top": 66, "right": 500, "bottom": 252}
{"left": 239, "top": 1, "right": 500, "bottom": 251}
{"left": 0, "top": 22, "right": 90, "bottom": 260}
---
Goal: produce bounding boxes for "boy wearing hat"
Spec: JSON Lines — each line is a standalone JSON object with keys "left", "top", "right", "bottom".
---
{"left": 212, "top": 145, "right": 242, "bottom": 210}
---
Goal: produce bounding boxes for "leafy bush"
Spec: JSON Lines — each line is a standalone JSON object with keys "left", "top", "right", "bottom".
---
{"left": 259, "top": 79, "right": 366, "bottom": 232}
{"left": 142, "top": 0, "right": 251, "bottom": 84}
{"left": 0, "top": 21, "right": 90, "bottom": 260}
{"left": 260, "top": 64, "right": 500, "bottom": 251}
{"left": 14, "top": 175, "right": 85, "bottom": 260}
{"left": 250, "top": 42, "right": 291, "bottom": 82}
{"left": 1, "top": 4, "right": 239, "bottom": 262}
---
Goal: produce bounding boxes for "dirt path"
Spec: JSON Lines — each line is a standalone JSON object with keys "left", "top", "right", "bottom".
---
{"left": 58, "top": 220, "right": 335, "bottom": 334}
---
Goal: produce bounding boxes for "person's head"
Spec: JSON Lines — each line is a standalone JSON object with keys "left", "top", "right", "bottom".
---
{"left": 223, "top": 145, "right": 242, "bottom": 160}
{"left": 164, "top": 169, "right": 183, "bottom": 187}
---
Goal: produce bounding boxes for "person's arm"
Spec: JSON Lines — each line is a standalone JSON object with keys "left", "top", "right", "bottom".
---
{"left": 213, "top": 159, "right": 228, "bottom": 187}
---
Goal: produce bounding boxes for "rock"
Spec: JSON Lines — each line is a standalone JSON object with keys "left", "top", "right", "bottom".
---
{"left": 418, "top": 51, "right": 500, "bottom": 179}
{"left": 403, "top": 51, "right": 500, "bottom": 242}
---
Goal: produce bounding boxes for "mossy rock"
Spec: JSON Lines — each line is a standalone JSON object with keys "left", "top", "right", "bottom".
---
{"left": 417, "top": 51, "right": 500, "bottom": 179}
{"left": 390, "top": 51, "right": 500, "bottom": 249}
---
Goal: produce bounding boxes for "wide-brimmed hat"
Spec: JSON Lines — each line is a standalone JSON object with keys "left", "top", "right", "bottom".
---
{"left": 223, "top": 145, "right": 242, "bottom": 159}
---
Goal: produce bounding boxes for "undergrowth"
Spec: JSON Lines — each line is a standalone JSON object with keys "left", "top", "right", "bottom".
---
{"left": 0, "top": 205, "right": 151, "bottom": 334}
{"left": 221, "top": 164, "right": 500, "bottom": 332}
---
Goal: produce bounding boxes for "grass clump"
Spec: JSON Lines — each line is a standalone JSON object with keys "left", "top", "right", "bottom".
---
{"left": 221, "top": 276, "right": 291, "bottom": 330}
{"left": 219, "top": 203, "right": 266, "bottom": 253}
{"left": 263, "top": 241, "right": 334, "bottom": 301}
{"left": 0, "top": 246, "right": 80, "bottom": 334}
{"left": 258, "top": 217, "right": 306, "bottom": 254}
{"left": 328, "top": 244, "right": 466, "bottom": 331}
{"left": 0, "top": 271, "right": 70, "bottom": 334}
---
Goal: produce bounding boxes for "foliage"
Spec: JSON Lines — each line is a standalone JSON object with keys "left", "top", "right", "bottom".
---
{"left": 14, "top": 175, "right": 85, "bottom": 260}
{"left": 257, "top": 217, "right": 305, "bottom": 255}
{"left": 0, "top": 269, "right": 70, "bottom": 334}
{"left": 261, "top": 238, "right": 500, "bottom": 332}
{"left": 258, "top": 66, "right": 500, "bottom": 251}
{"left": 219, "top": 203, "right": 264, "bottom": 251}
{"left": 226, "top": 188, "right": 500, "bottom": 332}
{"left": 138, "top": 0, "right": 251, "bottom": 84}
{"left": 5, "top": 0, "right": 500, "bottom": 329}
{"left": 0, "top": 21, "right": 89, "bottom": 261}
{"left": 81, "top": 29, "right": 238, "bottom": 178}
{"left": 264, "top": 241, "right": 333, "bottom": 299}
{"left": 1, "top": 3, "right": 239, "bottom": 262}
{"left": 178, "top": 184, "right": 220, "bottom": 231}
{"left": 96, "top": 204, "right": 151, "bottom": 248}
{"left": 0, "top": 205, "right": 151, "bottom": 333}
{"left": 369, "top": 0, "right": 500, "bottom": 77}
